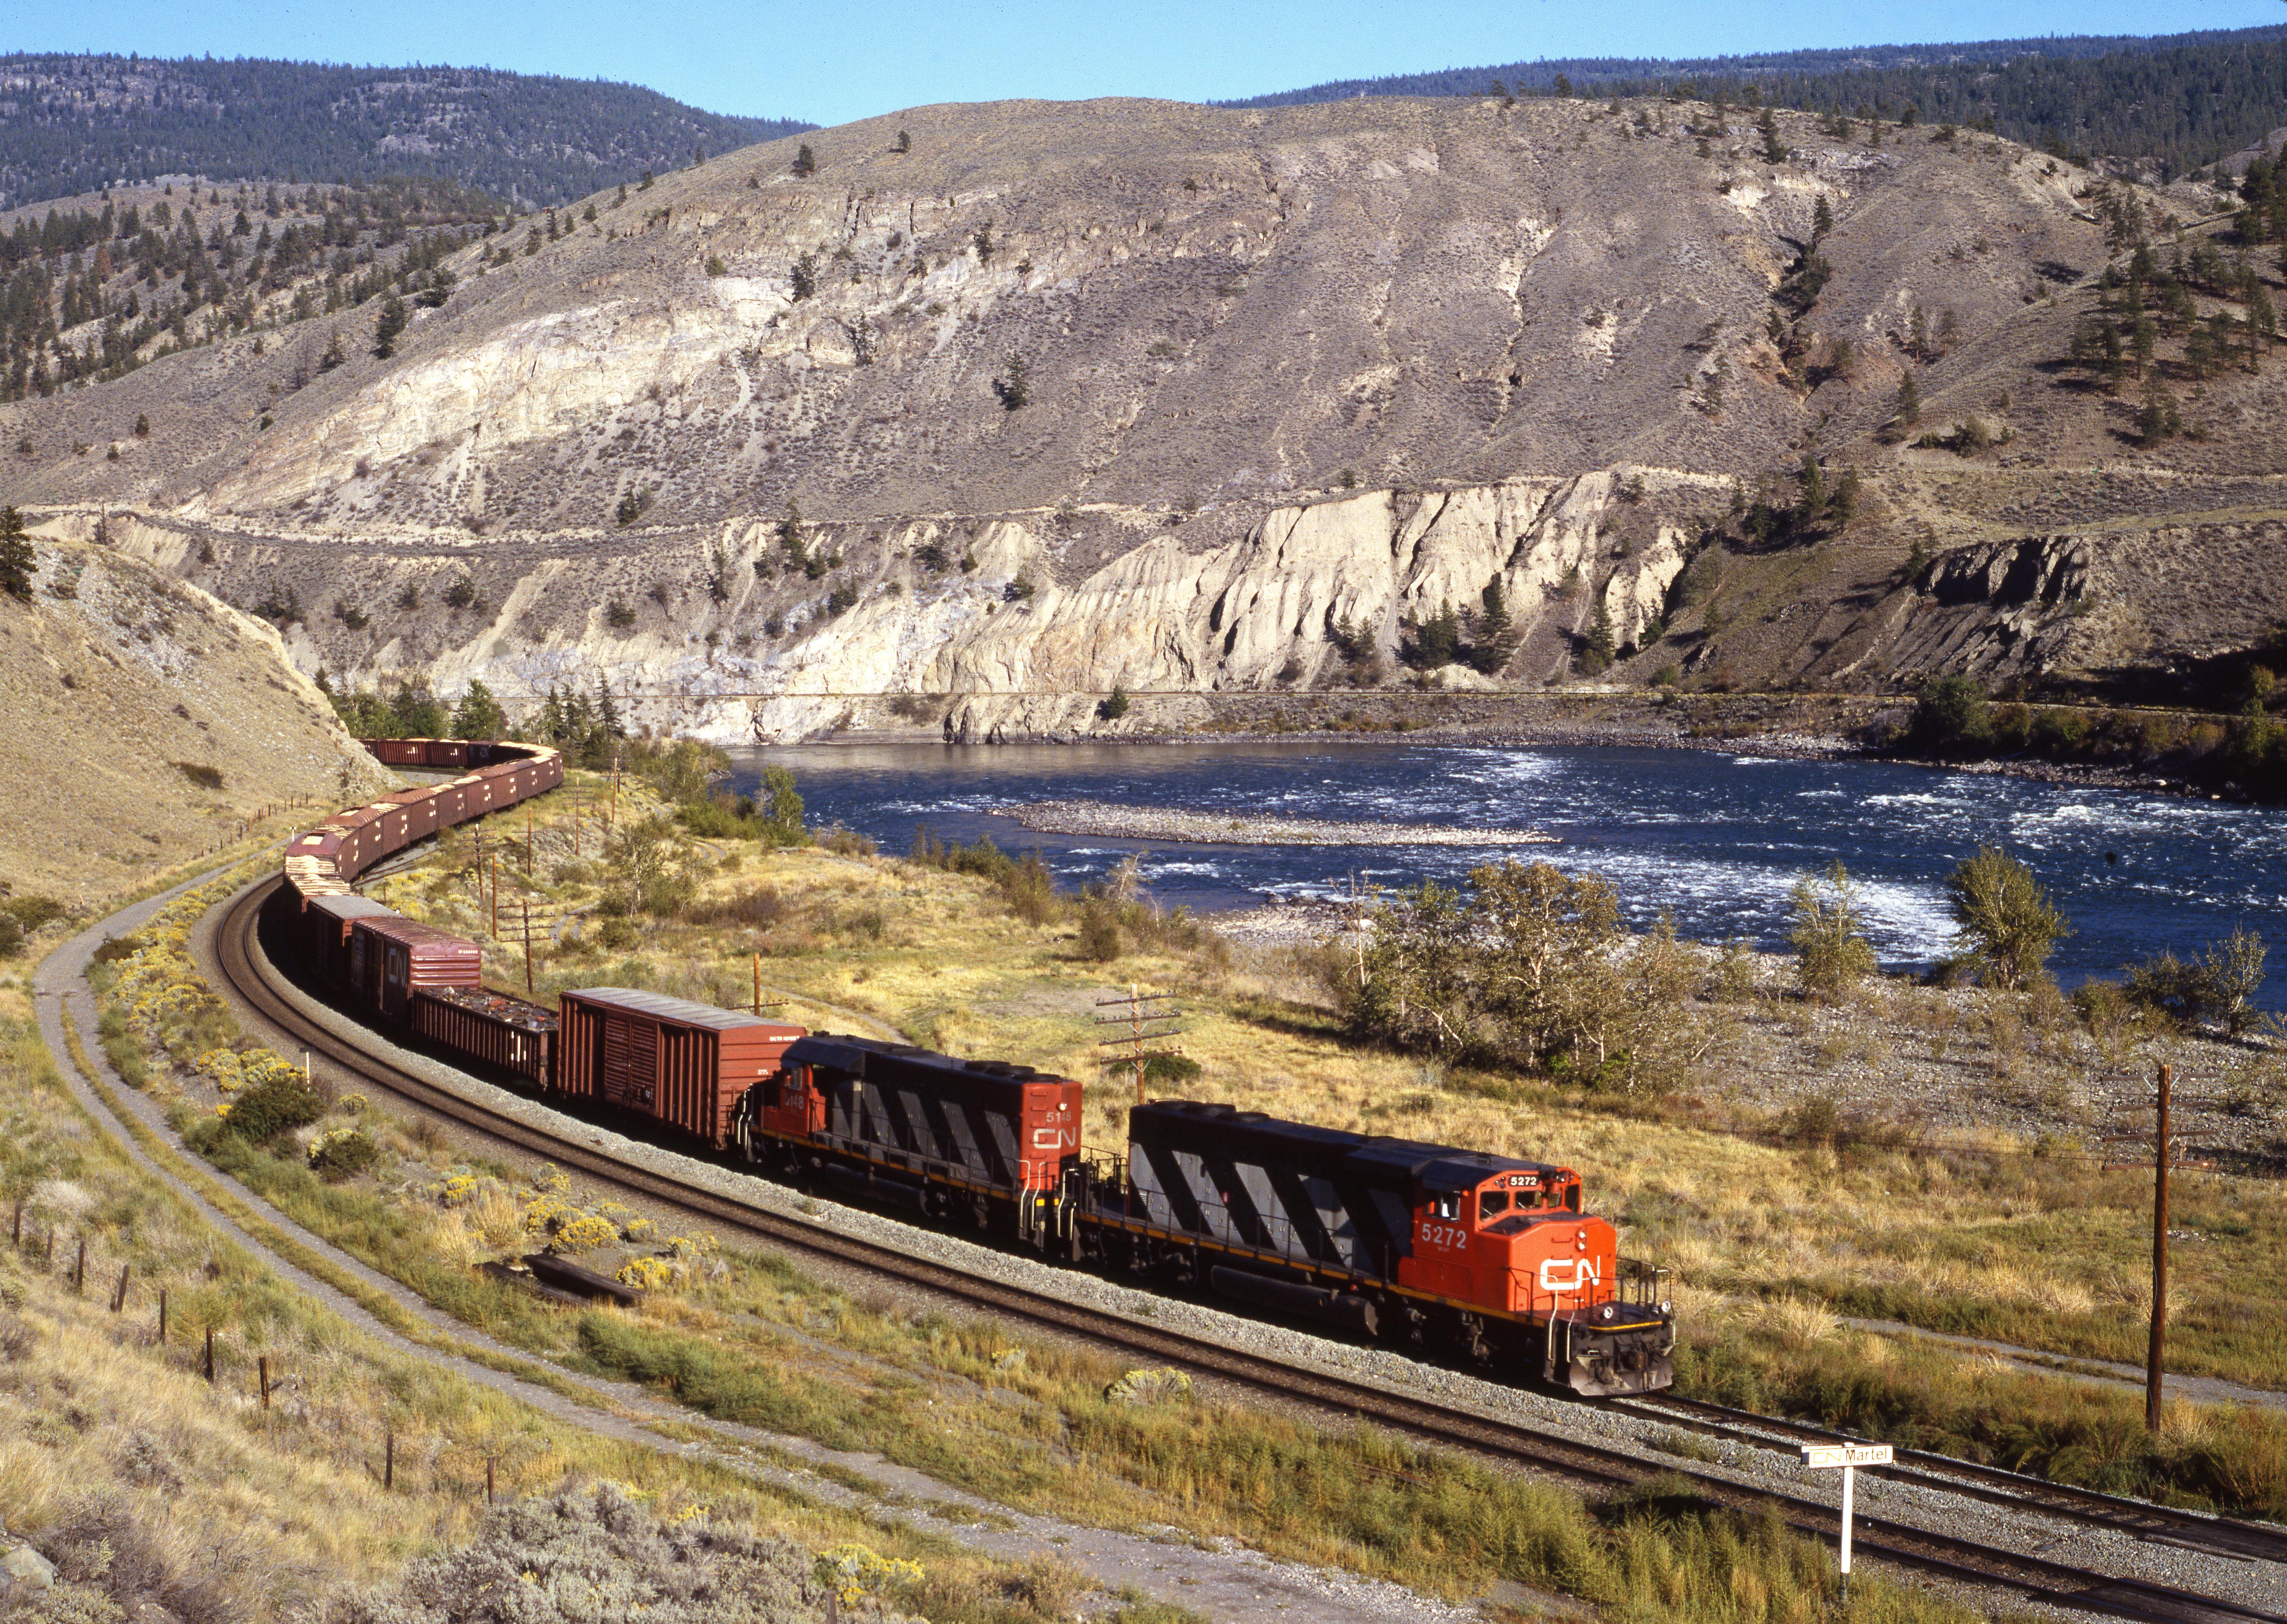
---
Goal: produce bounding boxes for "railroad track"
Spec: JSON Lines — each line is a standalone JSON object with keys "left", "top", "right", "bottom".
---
{"left": 1617, "top": 1393, "right": 2287, "bottom": 1567}
{"left": 211, "top": 874, "right": 2285, "bottom": 1624}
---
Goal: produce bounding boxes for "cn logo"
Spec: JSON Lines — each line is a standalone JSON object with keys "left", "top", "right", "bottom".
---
{"left": 1030, "top": 1125, "right": 1077, "bottom": 1150}
{"left": 1539, "top": 1257, "right": 1601, "bottom": 1294}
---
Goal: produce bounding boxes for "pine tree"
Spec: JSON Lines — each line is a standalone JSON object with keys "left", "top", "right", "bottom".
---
{"left": 791, "top": 144, "right": 816, "bottom": 177}
{"left": 0, "top": 507, "right": 34, "bottom": 602}
{"left": 1472, "top": 576, "right": 1516, "bottom": 674}
{"left": 1892, "top": 370, "right": 1921, "bottom": 428}
{"left": 596, "top": 676, "right": 623, "bottom": 739}
{"left": 373, "top": 294, "right": 406, "bottom": 358}
{"left": 1579, "top": 596, "right": 1616, "bottom": 674}
{"left": 1811, "top": 193, "right": 1834, "bottom": 246}
{"left": 538, "top": 683, "right": 566, "bottom": 744}
{"left": 452, "top": 679, "right": 507, "bottom": 741}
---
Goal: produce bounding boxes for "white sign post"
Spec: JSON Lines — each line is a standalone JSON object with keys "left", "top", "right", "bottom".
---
{"left": 1800, "top": 1444, "right": 1893, "bottom": 1580}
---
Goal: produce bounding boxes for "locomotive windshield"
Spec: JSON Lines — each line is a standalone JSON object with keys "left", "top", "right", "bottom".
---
{"left": 1479, "top": 1190, "right": 1510, "bottom": 1222}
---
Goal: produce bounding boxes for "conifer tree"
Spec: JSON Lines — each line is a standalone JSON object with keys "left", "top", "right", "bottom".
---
{"left": 0, "top": 507, "right": 33, "bottom": 602}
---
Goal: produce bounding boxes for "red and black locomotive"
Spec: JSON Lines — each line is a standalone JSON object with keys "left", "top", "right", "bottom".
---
{"left": 270, "top": 737, "right": 1675, "bottom": 1396}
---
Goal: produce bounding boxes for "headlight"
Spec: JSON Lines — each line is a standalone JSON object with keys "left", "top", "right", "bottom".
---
{"left": 1600, "top": 1305, "right": 1615, "bottom": 1321}
{"left": 1658, "top": 1300, "right": 1672, "bottom": 1315}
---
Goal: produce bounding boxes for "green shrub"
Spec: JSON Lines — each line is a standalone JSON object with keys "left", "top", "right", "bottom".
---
{"left": 1944, "top": 846, "right": 2070, "bottom": 989}
{"left": 1910, "top": 675, "right": 1990, "bottom": 753}
{"left": 1078, "top": 900, "right": 1123, "bottom": 962}
{"left": 2123, "top": 929, "right": 2267, "bottom": 1035}
{"left": 306, "top": 1127, "right": 380, "bottom": 1182}
{"left": 223, "top": 1069, "right": 326, "bottom": 1142}
{"left": 1787, "top": 861, "right": 1877, "bottom": 999}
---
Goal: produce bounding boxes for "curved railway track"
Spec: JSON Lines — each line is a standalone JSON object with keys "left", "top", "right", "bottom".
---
{"left": 213, "top": 875, "right": 2285, "bottom": 1624}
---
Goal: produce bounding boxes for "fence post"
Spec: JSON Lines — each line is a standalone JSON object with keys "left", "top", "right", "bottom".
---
{"left": 111, "top": 1264, "right": 129, "bottom": 1313}
{"left": 10, "top": 1202, "right": 17, "bottom": 1247}
{"left": 159, "top": 1289, "right": 168, "bottom": 1344}
{"left": 74, "top": 1235, "right": 85, "bottom": 1296}
{"left": 384, "top": 1430, "right": 395, "bottom": 1491}
{"left": 486, "top": 1455, "right": 495, "bottom": 1505}
{"left": 204, "top": 1328, "right": 215, "bottom": 1384}
{"left": 259, "top": 1356, "right": 270, "bottom": 1410}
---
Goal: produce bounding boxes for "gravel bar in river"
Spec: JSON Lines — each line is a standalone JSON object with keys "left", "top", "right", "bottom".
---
{"left": 1012, "top": 798, "right": 1558, "bottom": 847}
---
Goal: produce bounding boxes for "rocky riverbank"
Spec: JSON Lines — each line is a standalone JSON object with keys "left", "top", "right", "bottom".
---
{"left": 1009, "top": 799, "right": 1558, "bottom": 848}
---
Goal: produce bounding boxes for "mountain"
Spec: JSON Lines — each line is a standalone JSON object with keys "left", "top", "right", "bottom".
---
{"left": 0, "top": 55, "right": 813, "bottom": 211}
{"left": 3, "top": 95, "right": 2283, "bottom": 744}
{"left": 1221, "top": 25, "right": 2287, "bottom": 179}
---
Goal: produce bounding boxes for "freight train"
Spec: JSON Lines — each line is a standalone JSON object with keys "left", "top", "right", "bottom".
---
{"left": 268, "top": 737, "right": 1675, "bottom": 1396}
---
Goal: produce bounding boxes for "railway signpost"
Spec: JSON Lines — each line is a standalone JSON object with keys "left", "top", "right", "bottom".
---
{"left": 1800, "top": 1442, "right": 1890, "bottom": 1582}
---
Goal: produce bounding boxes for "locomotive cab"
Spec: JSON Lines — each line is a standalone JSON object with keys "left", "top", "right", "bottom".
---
{"left": 1404, "top": 1164, "right": 1674, "bottom": 1396}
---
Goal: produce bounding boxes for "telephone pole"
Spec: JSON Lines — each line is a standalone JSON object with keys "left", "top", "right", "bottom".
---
{"left": 1095, "top": 985, "right": 1183, "bottom": 1106}
{"left": 2147, "top": 1062, "right": 2171, "bottom": 1433}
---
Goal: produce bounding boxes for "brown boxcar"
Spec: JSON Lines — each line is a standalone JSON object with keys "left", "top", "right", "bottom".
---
{"left": 771, "top": 1035, "right": 1084, "bottom": 1194}
{"left": 301, "top": 894, "right": 397, "bottom": 992}
{"left": 360, "top": 738, "right": 425, "bottom": 766}
{"left": 411, "top": 986, "right": 555, "bottom": 1086}
{"left": 422, "top": 739, "right": 471, "bottom": 770}
{"left": 557, "top": 989, "right": 804, "bottom": 1148}
{"left": 349, "top": 916, "right": 483, "bottom": 1020}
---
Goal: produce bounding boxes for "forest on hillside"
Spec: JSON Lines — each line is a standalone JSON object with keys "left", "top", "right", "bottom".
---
{"left": 1225, "top": 24, "right": 2287, "bottom": 179}
{"left": 0, "top": 55, "right": 813, "bottom": 211}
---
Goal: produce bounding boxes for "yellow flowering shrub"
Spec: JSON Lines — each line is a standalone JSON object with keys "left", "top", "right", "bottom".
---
{"left": 621, "top": 1216, "right": 657, "bottom": 1243}
{"left": 615, "top": 1256, "right": 672, "bottom": 1292}
{"left": 546, "top": 1214, "right": 617, "bottom": 1254}
{"left": 814, "top": 1545, "right": 921, "bottom": 1608}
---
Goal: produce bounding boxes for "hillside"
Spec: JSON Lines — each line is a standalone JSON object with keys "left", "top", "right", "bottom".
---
{"left": 1223, "top": 24, "right": 2287, "bottom": 179}
{"left": 0, "top": 55, "right": 812, "bottom": 211}
{"left": 2, "top": 94, "right": 2283, "bottom": 742}
{"left": 0, "top": 526, "right": 390, "bottom": 904}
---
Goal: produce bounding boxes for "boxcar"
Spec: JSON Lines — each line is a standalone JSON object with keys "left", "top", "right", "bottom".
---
{"left": 422, "top": 739, "right": 471, "bottom": 770}
{"left": 556, "top": 988, "right": 804, "bottom": 1148}
{"left": 412, "top": 986, "right": 556, "bottom": 1086}
{"left": 772, "top": 1035, "right": 1083, "bottom": 1195}
{"left": 300, "top": 894, "right": 397, "bottom": 993}
{"left": 348, "top": 916, "right": 483, "bottom": 1020}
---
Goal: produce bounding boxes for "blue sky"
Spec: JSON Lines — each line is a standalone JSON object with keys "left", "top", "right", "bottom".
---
{"left": 8, "top": 0, "right": 2281, "bottom": 126}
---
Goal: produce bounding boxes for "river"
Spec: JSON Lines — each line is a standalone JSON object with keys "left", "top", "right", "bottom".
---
{"left": 729, "top": 741, "right": 2287, "bottom": 1007}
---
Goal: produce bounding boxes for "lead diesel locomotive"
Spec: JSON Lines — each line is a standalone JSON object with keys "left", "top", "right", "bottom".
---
{"left": 276, "top": 737, "right": 1675, "bottom": 1397}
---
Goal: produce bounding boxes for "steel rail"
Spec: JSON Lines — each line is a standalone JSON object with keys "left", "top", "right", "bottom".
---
{"left": 1616, "top": 1393, "right": 2287, "bottom": 1567}
{"left": 212, "top": 875, "right": 2285, "bottom": 1624}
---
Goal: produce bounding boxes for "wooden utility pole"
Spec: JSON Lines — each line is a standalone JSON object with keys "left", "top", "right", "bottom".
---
{"left": 489, "top": 853, "right": 499, "bottom": 940}
{"left": 2147, "top": 1062, "right": 2172, "bottom": 1433}
{"left": 1095, "top": 985, "right": 1184, "bottom": 1106}
{"left": 753, "top": 953, "right": 762, "bottom": 1015}
{"left": 522, "top": 896, "right": 535, "bottom": 994}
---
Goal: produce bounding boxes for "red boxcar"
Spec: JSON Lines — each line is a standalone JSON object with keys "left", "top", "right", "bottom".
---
{"left": 348, "top": 916, "right": 483, "bottom": 1020}
{"left": 557, "top": 989, "right": 804, "bottom": 1148}
{"left": 360, "top": 738, "right": 425, "bottom": 766}
{"left": 422, "top": 739, "right": 471, "bottom": 770}
{"left": 300, "top": 894, "right": 397, "bottom": 992}
{"left": 412, "top": 986, "right": 555, "bottom": 1086}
